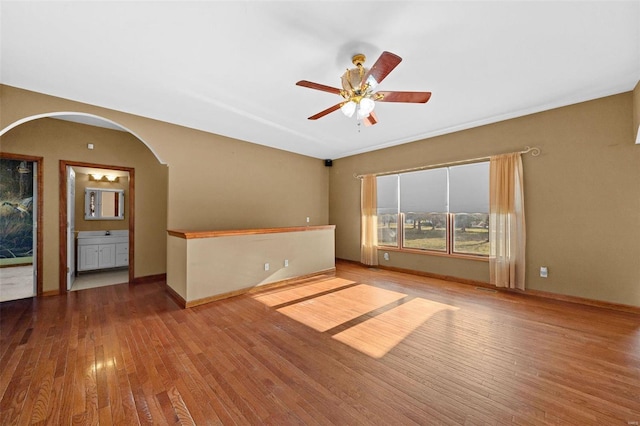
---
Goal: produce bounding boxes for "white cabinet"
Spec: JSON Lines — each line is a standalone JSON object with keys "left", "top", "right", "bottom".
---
{"left": 115, "top": 243, "right": 128, "bottom": 267}
{"left": 78, "top": 244, "right": 100, "bottom": 270}
{"left": 77, "top": 231, "right": 128, "bottom": 272}
{"left": 98, "top": 244, "right": 116, "bottom": 268}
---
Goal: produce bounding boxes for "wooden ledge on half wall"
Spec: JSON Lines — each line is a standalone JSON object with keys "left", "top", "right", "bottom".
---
{"left": 167, "top": 225, "right": 335, "bottom": 240}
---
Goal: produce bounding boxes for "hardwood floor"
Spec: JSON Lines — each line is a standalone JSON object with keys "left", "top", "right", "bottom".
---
{"left": 1, "top": 260, "right": 639, "bottom": 425}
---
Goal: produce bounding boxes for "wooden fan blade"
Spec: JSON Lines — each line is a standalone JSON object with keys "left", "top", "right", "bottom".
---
{"left": 362, "top": 51, "right": 402, "bottom": 87}
{"left": 308, "top": 102, "right": 344, "bottom": 120}
{"left": 296, "top": 80, "right": 342, "bottom": 95}
{"left": 375, "top": 91, "right": 432, "bottom": 103}
{"left": 364, "top": 111, "right": 378, "bottom": 127}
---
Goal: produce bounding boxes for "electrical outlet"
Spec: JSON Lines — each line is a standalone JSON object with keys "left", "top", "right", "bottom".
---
{"left": 284, "top": 259, "right": 289, "bottom": 267}
{"left": 264, "top": 263, "right": 270, "bottom": 271}
{"left": 383, "top": 252, "right": 389, "bottom": 261}
{"left": 306, "top": 217, "right": 310, "bottom": 223}
{"left": 540, "top": 266, "right": 548, "bottom": 278}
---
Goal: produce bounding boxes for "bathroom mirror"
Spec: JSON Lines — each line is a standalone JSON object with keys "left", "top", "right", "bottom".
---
{"left": 85, "top": 188, "right": 125, "bottom": 220}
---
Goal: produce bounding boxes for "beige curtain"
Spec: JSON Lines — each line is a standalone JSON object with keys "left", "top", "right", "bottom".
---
{"left": 489, "top": 153, "right": 526, "bottom": 290}
{"left": 360, "top": 174, "right": 378, "bottom": 266}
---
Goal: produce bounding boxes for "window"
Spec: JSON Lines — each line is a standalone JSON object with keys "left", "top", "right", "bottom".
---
{"left": 449, "top": 163, "right": 489, "bottom": 256}
{"left": 376, "top": 162, "right": 489, "bottom": 257}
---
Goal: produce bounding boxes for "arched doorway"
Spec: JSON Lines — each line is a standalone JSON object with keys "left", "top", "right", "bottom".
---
{"left": 1, "top": 112, "right": 166, "bottom": 296}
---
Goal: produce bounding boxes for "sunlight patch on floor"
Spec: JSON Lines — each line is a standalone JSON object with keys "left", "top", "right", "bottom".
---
{"left": 253, "top": 278, "right": 460, "bottom": 358}
{"left": 252, "top": 277, "right": 355, "bottom": 307}
{"left": 276, "top": 284, "right": 406, "bottom": 332}
{"left": 332, "top": 298, "right": 459, "bottom": 358}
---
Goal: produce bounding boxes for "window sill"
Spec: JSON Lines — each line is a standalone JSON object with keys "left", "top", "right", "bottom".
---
{"left": 377, "top": 246, "right": 489, "bottom": 262}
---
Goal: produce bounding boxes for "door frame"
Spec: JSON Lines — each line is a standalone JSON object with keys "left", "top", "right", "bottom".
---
{"left": 0, "top": 153, "right": 44, "bottom": 296}
{"left": 67, "top": 166, "right": 75, "bottom": 290}
{"left": 59, "top": 160, "right": 135, "bottom": 293}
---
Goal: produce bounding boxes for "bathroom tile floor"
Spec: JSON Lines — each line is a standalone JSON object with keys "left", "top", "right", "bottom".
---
{"left": 71, "top": 269, "right": 129, "bottom": 291}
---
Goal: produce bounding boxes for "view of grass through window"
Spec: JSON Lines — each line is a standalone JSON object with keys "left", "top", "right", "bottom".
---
{"left": 453, "top": 213, "right": 489, "bottom": 255}
{"left": 403, "top": 212, "right": 447, "bottom": 251}
{"left": 376, "top": 162, "right": 489, "bottom": 257}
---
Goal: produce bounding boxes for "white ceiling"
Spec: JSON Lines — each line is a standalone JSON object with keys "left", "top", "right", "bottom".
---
{"left": 2, "top": 1, "right": 639, "bottom": 160}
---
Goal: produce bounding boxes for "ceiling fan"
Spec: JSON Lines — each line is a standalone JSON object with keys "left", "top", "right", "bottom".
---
{"left": 296, "top": 51, "right": 431, "bottom": 126}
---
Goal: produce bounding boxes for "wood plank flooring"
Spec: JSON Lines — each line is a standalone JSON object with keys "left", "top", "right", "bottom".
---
{"left": 1, "top": 260, "right": 639, "bottom": 425}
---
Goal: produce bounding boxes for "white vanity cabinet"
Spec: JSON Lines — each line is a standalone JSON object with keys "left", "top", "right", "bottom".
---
{"left": 77, "top": 230, "right": 129, "bottom": 272}
{"left": 115, "top": 243, "right": 129, "bottom": 267}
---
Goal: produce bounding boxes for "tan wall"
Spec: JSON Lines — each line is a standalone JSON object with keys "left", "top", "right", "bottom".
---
{"left": 165, "top": 128, "right": 328, "bottom": 231}
{"left": 0, "top": 85, "right": 329, "bottom": 231}
{"left": 0, "top": 118, "right": 168, "bottom": 292}
{"left": 330, "top": 92, "right": 640, "bottom": 307}
{"left": 74, "top": 172, "right": 129, "bottom": 232}
{"left": 1, "top": 85, "right": 329, "bottom": 293}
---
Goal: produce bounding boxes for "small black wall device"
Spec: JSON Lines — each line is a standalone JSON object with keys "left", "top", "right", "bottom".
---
{"left": 324, "top": 159, "right": 333, "bottom": 167}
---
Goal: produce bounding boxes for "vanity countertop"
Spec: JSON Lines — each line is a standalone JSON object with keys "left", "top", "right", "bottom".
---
{"left": 77, "top": 230, "right": 129, "bottom": 239}
{"left": 77, "top": 230, "right": 129, "bottom": 245}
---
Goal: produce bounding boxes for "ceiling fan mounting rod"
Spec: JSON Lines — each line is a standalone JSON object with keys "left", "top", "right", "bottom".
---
{"left": 343, "top": 54, "right": 369, "bottom": 100}
{"left": 351, "top": 53, "right": 366, "bottom": 67}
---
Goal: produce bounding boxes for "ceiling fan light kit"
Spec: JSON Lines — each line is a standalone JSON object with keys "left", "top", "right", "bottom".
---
{"left": 296, "top": 51, "right": 431, "bottom": 126}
